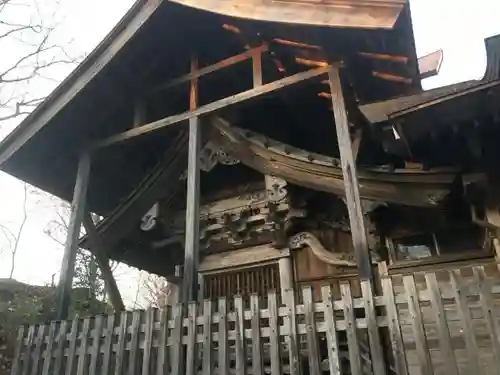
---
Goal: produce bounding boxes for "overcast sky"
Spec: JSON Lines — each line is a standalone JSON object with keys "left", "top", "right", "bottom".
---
{"left": 0, "top": 0, "right": 499, "bottom": 305}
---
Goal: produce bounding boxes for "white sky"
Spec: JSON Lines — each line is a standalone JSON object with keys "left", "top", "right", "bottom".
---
{"left": 0, "top": 0, "right": 500, "bottom": 305}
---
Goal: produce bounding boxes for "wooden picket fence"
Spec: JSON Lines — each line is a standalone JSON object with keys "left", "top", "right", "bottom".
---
{"left": 9, "top": 262, "right": 500, "bottom": 375}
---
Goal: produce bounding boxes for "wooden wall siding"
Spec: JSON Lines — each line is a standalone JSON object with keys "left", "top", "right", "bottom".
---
{"left": 10, "top": 262, "right": 500, "bottom": 375}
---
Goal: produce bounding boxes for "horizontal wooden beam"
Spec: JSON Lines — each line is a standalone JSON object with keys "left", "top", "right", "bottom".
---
{"left": 150, "top": 45, "right": 268, "bottom": 93}
{"left": 92, "top": 66, "right": 329, "bottom": 149}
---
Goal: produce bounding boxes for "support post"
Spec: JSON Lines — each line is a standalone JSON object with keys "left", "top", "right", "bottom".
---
{"left": 83, "top": 213, "right": 125, "bottom": 312}
{"left": 56, "top": 152, "right": 91, "bottom": 320}
{"left": 328, "top": 66, "right": 372, "bottom": 279}
{"left": 182, "top": 56, "right": 201, "bottom": 304}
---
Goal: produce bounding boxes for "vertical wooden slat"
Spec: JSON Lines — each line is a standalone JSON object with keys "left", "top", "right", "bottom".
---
{"left": 142, "top": 308, "right": 155, "bottom": 375}
{"left": 340, "top": 283, "right": 362, "bottom": 375}
{"left": 128, "top": 310, "right": 142, "bottom": 375}
{"left": 202, "top": 300, "right": 213, "bottom": 375}
{"left": 65, "top": 319, "right": 79, "bottom": 375}
{"left": 114, "top": 312, "right": 128, "bottom": 375}
{"left": 267, "top": 290, "right": 281, "bottom": 375}
{"left": 156, "top": 308, "right": 169, "bottom": 375}
{"left": 76, "top": 318, "right": 91, "bottom": 375}
{"left": 30, "top": 324, "right": 46, "bottom": 375}
{"left": 360, "top": 280, "right": 387, "bottom": 375}
{"left": 234, "top": 295, "right": 246, "bottom": 375}
{"left": 101, "top": 314, "right": 115, "bottom": 375}
{"left": 22, "top": 325, "right": 36, "bottom": 375}
{"left": 302, "top": 286, "right": 321, "bottom": 375}
{"left": 185, "top": 302, "right": 198, "bottom": 375}
{"left": 218, "top": 298, "right": 228, "bottom": 375}
{"left": 320, "top": 285, "right": 341, "bottom": 375}
{"left": 283, "top": 288, "right": 300, "bottom": 375}
{"left": 89, "top": 316, "right": 104, "bottom": 375}
{"left": 473, "top": 266, "right": 500, "bottom": 367}
{"left": 252, "top": 51, "right": 263, "bottom": 87}
{"left": 425, "top": 272, "right": 458, "bottom": 375}
{"left": 378, "top": 263, "right": 408, "bottom": 375}
{"left": 449, "top": 270, "right": 482, "bottom": 375}
{"left": 250, "top": 294, "right": 263, "bottom": 375}
{"left": 170, "top": 303, "right": 184, "bottom": 375}
{"left": 10, "top": 326, "right": 25, "bottom": 375}
{"left": 53, "top": 321, "right": 67, "bottom": 375}
{"left": 41, "top": 322, "right": 56, "bottom": 375}
{"left": 402, "top": 275, "right": 432, "bottom": 375}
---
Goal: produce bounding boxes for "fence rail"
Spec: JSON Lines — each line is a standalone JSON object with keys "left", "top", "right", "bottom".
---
{"left": 10, "top": 262, "right": 500, "bottom": 375}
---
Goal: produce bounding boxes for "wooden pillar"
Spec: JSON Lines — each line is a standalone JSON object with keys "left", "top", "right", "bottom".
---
{"left": 278, "top": 257, "right": 293, "bottom": 295}
{"left": 328, "top": 66, "right": 372, "bottom": 279}
{"left": 83, "top": 213, "right": 125, "bottom": 312}
{"left": 182, "top": 56, "right": 201, "bottom": 304}
{"left": 56, "top": 152, "right": 91, "bottom": 320}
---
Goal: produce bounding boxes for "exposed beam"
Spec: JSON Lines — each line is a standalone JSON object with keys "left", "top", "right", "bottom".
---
{"left": 56, "top": 152, "right": 91, "bottom": 320}
{"left": 182, "top": 57, "right": 201, "bottom": 304}
{"left": 93, "top": 66, "right": 330, "bottom": 149}
{"left": 328, "top": 66, "right": 372, "bottom": 279}
{"left": 0, "top": 0, "right": 164, "bottom": 166}
{"left": 150, "top": 45, "right": 268, "bottom": 93}
{"left": 82, "top": 213, "right": 125, "bottom": 312}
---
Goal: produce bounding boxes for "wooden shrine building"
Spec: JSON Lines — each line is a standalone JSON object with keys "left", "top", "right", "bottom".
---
{"left": 4, "top": 0, "right": 500, "bottom": 374}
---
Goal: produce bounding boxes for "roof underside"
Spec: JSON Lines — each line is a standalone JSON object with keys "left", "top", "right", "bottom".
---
{"left": 0, "top": 0, "right": 420, "bottom": 215}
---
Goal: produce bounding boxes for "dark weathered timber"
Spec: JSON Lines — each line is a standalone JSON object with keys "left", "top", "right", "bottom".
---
{"left": 92, "top": 66, "right": 330, "bottom": 148}
{"left": 182, "top": 57, "right": 201, "bottom": 304}
{"left": 83, "top": 213, "right": 125, "bottom": 311}
{"left": 328, "top": 66, "right": 372, "bottom": 279}
{"left": 56, "top": 152, "right": 91, "bottom": 320}
{"left": 151, "top": 45, "right": 268, "bottom": 93}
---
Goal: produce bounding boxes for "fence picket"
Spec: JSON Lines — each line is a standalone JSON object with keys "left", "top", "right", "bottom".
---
{"left": 340, "top": 282, "right": 362, "bottom": 375}
{"left": 267, "top": 290, "right": 281, "bottom": 375}
{"left": 142, "top": 308, "right": 155, "bottom": 375}
{"left": 320, "top": 285, "right": 341, "bottom": 375}
{"left": 101, "top": 314, "right": 115, "bottom": 375}
{"left": 218, "top": 298, "right": 228, "bottom": 375}
{"left": 52, "top": 321, "right": 66, "bottom": 375}
{"left": 425, "top": 272, "right": 458, "bottom": 375}
{"left": 10, "top": 326, "right": 25, "bottom": 375}
{"left": 170, "top": 303, "right": 184, "bottom": 375}
{"left": 31, "top": 325, "right": 46, "bottom": 375}
{"left": 202, "top": 300, "right": 213, "bottom": 375}
{"left": 156, "top": 307, "right": 170, "bottom": 375}
{"left": 186, "top": 303, "right": 198, "bottom": 375}
{"left": 65, "top": 318, "right": 79, "bottom": 375}
{"left": 41, "top": 322, "right": 56, "bottom": 375}
{"left": 76, "top": 318, "right": 90, "bottom": 375}
{"left": 283, "top": 288, "right": 300, "bottom": 375}
{"left": 403, "top": 275, "right": 433, "bottom": 375}
{"left": 250, "top": 294, "right": 263, "bottom": 375}
{"left": 89, "top": 316, "right": 104, "bottom": 375}
{"left": 302, "top": 286, "right": 321, "bottom": 375}
{"left": 234, "top": 295, "right": 246, "bottom": 375}
{"left": 114, "top": 311, "right": 128, "bottom": 375}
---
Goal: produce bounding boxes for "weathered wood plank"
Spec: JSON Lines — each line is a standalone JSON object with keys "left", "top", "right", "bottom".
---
{"left": 101, "top": 314, "right": 115, "bottom": 375}
{"left": 218, "top": 298, "right": 228, "bottom": 375}
{"left": 425, "top": 272, "right": 458, "bottom": 375}
{"left": 89, "top": 316, "right": 104, "bottom": 375}
{"left": 65, "top": 319, "right": 79, "bottom": 375}
{"left": 267, "top": 290, "right": 281, "bottom": 375}
{"left": 76, "top": 318, "right": 90, "bottom": 375}
{"left": 170, "top": 303, "right": 184, "bottom": 375}
{"left": 56, "top": 153, "right": 91, "bottom": 320}
{"left": 52, "top": 321, "right": 66, "bottom": 375}
{"left": 378, "top": 263, "right": 408, "bottom": 375}
{"left": 114, "top": 312, "right": 128, "bottom": 375}
{"left": 449, "top": 270, "right": 482, "bottom": 375}
{"left": 320, "top": 285, "right": 341, "bottom": 375}
{"left": 41, "top": 322, "right": 56, "bottom": 375}
{"left": 156, "top": 308, "right": 169, "bottom": 375}
{"left": 202, "top": 300, "right": 213, "bottom": 375}
{"left": 473, "top": 266, "right": 500, "bottom": 370}
{"left": 250, "top": 294, "right": 263, "bottom": 375}
{"left": 142, "top": 308, "right": 155, "bottom": 375}
{"left": 328, "top": 65, "right": 372, "bottom": 279}
{"left": 21, "top": 325, "right": 35, "bottom": 375}
{"left": 252, "top": 51, "right": 263, "bottom": 87}
{"left": 31, "top": 325, "right": 46, "bottom": 375}
{"left": 361, "top": 280, "right": 387, "bottom": 375}
{"left": 234, "top": 295, "right": 246, "bottom": 375}
{"left": 93, "top": 66, "right": 330, "bottom": 148}
{"left": 128, "top": 310, "right": 141, "bottom": 375}
{"left": 302, "top": 286, "right": 321, "bottom": 375}
{"left": 402, "top": 275, "right": 433, "bottom": 375}
{"left": 10, "top": 326, "right": 25, "bottom": 375}
{"left": 340, "top": 283, "right": 363, "bottom": 375}
{"left": 186, "top": 302, "right": 198, "bottom": 375}
{"left": 283, "top": 288, "right": 300, "bottom": 375}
